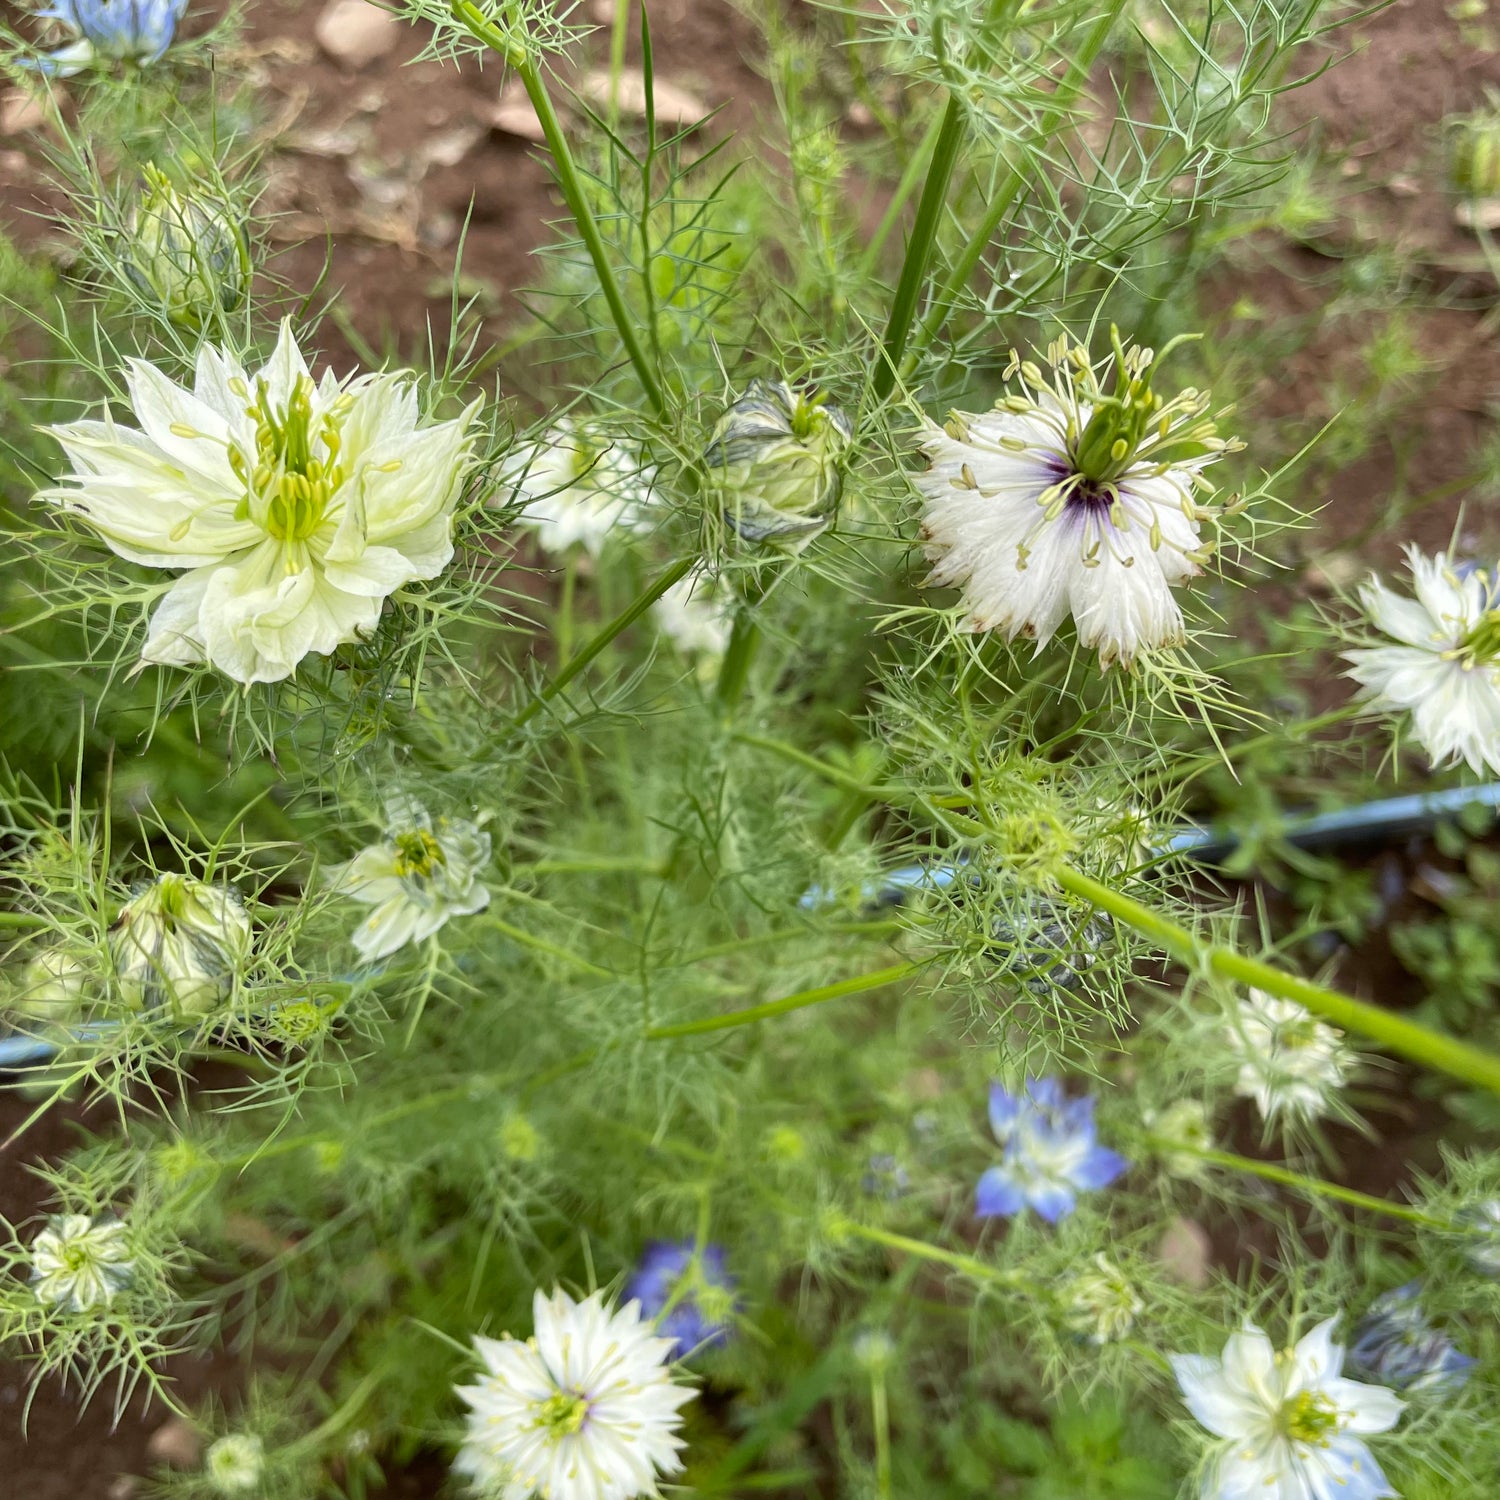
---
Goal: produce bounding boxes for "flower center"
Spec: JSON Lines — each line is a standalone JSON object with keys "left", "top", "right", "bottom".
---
{"left": 536, "top": 1391, "right": 589, "bottom": 1437}
{"left": 1278, "top": 1390, "right": 1341, "bottom": 1445}
{"left": 1458, "top": 609, "right": 1500, "bottom": 668}
{"left": 393, "top": 830, "right": 446, "bottom": 880}
{"left": 232, "top": 375, "right": 350, "bottom": 548}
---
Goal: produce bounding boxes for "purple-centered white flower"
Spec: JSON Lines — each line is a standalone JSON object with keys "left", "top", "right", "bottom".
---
{"left": 975, "top": 1078, "right": 1127, "bottom": 1224}
{"left": 1172, "top": 1319, "right": 1404, "bottom": 1500}
{"left": 453, "top": 1288, "right": 694, "bottom": 1500}
{"left": 27, "top": 0, "right": 188, "bottom": 75}
{"left": 915, "top": 330, "right": 1238, "bottom": 668}
{"left": 625, "top": 1240, "right": 738, "bottom": 1354}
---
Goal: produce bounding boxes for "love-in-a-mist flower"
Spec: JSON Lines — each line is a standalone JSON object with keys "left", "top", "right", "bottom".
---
{"left": 915, "top": 330, "right": 1238, "bottom": 668}
{"left": 124, "top": 165, "right": 248, "bottom": 328}
{"left": 1172, "top": 1319, "right": 1404, "bottom": 1500}
{"left": 625, "top": 1240, "right": 738, "bottom": 1353}
{"left": 203, "top": 1434, "right": 265, "bottom": 1494}
{"left": 453, "top": 1287, "right": 694, "bottom": 1500}
{"left": 29, "top": 1212, "right": 134, "bottom": 1312}
{"left": 1349, "top": 1283, "right": 1475, "bottom": 1395}
{"left": 40, "top": 321, "right": 477, "bottom": 685}
{"left": 1458, "top": 1199, "right": 1500, "bottom": 1276}
{"left": 1143, "top": 1099, "right": 1215, "bottom": 1181}
{"left": 111, "top": 872, "right": 251, "bottom": 1016}
{"left": 976, "top": 1078, "right": 1127, "bottom": 1224}
{"left": 703, "top": 379, "right": 853, "bottom": 551}
{"left": 26, "top": 0, "right": 187, "bottom": 75}
{"left": 1061, "top": 1253, "right": 1143, "bottom": 1345}
{"left": 331, "top": 804, "right": 491, "bottom": 962}
{"left": 1345, "top": 548, "right": 1500, "bottom": 775}
{"left": 1226, "top": 991, "right": 1353, "bottom": 1124}
{"left": 498, "top": 416, "right": 655, "bottom": 558}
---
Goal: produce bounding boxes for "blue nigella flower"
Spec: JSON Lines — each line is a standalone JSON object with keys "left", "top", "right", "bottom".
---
{"left": 1349, "top": 1282, "right": 1476, "bottom": 1395}
{"left": 26, "top": 0, "right": 188, "bottom": 75}
{"left": 625, "top": 1240, "right": 738, "bottom": 1354}
{"left": 861, "top": 1153, "right": 911, "bottom": 1200}
{"left": 975, "top": 1078, "right": 1127, "bottom": 1224}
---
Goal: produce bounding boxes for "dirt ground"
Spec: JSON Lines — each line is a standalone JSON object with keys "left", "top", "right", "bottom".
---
{"left": 2, "top": 0, "right": 1500, "bottom": 1493}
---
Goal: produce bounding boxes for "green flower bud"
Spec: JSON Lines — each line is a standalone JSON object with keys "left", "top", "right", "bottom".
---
{"left": 14, "top": 945, "right": 90, "bottom": 1025}
{"left": 124, "top": 165, "right": 248, "bottom": 327}
{"left": 703, "top": 379, "right": 853, "bottom": 551}
{"left": 110, "top": 873, "right": 252, "bottom": 1018}
{"left": 1453, "top": 106, "right": 1500, "bottom": 198}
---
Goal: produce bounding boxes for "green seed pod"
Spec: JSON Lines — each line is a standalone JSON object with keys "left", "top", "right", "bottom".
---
{"left": 703, "top": 379, "right": 853, "bottom": 550}
{"left": 1453, "top": 111, "right": 1500, "bottom": 198}
{"left": 124, "top": 165, "right": 249, "bottom": 327}
{"left": 110, "top": 872, "right": 252, "bottom": 1017}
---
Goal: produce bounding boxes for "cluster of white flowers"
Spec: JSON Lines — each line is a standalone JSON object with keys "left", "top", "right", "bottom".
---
{"left": 455, "top": 1288, "right": 694, "bottom": 1500}
{"left": 1226, "top": 991, "right": 1353, "bottom": 1124}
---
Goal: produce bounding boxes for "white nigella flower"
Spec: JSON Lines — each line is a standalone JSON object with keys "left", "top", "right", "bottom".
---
{"left": 652, "top": 573, "right": 735, "bottom": 664}
{"left": 30, "top": 1212, "right": 134, "bottom": 1312}
{"left": 1144, "top": 1099, "right": 1216, "bottom": 1181}
{"left": 1226, "top": 991, "right": 1353, "bottom": 1125}
{"left": 332, "top": 803, "right": 491, "bottom": 962}
{"left": 40, "top": 320, "right": 478, "bottom": 684}
{"left": 1061, "top": 1253, "right": 1144, "bottom": 1345}
{"left": 1172, "top": 1319, "right": 1404, "bottom": 1500}
{"left": 111, "top": 872, "right": 252, "bottom": 1016}
{"left": 1345, "top": 548, "right": 1500, "bottom": 775}
{"left": 499, "top": 416, "right": 656, "bottom": 558}
{"left": 453, "top": 1287, "right": 695, "bottom": 1500}
{"left": 204, "top": 1434, "right": 265, "bottom": 1494}
{"left": 915, "top": 330, "right": 1239, "bottom": 668}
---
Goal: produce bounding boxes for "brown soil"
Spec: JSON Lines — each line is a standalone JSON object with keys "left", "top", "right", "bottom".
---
{"left": 3, "top": 0, "right": 1500, "bottom": 1492}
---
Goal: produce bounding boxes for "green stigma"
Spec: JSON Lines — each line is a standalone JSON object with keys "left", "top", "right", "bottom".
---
{"left": 393, "top": 830, "right": 446, "bottom": 880}
{"left": 536, "top": 1391, "right": 589, "bottom": 1437}
{"left": 233, "top": 374, "right": 349, "bottom": 553}
{"left": 1458, "top": 608, "right": 1500, "bottom": 668}
{"left": 1279, "top": 1390, "right": 1341, "bottom": 1445}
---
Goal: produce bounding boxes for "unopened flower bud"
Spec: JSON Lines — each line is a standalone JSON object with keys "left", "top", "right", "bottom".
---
{"left": 1453, "top": 107, "right": 1500, "bottom": 198}
{"left": 704, "top": 379, "right": 853, "bottom": 551}
{"left": 1060, "top": 1253, "right": 1143, "bottom": 1345}
{"left": 987, "top": 895, "right": 1112, "bottom": 993}
{"left": 125, "top": 165, "right": 248, "bottom": 327}
{"left": 1349, "top": 1283, "right": 1475, "bottom": 1394}
{"left": 1144, "top": 1099, "right": 1215, "bottom": 1180}
{"left": 110, "top": 873, "right": 252, "bottom": 1017}
{"left": 15, "top": 946, "right": 90, "bottom": 1024}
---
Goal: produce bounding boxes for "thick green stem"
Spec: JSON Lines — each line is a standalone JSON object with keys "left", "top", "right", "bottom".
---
{"left": 452, "top": 1, "right": 665, "bottom": 415}
{"left": 841, "top": 1221, "right": 1024, "bottom": 1286}
{"left": 870, "top": 92, "right": 968, "bottom": 403}
{"left": 644, "top": 960, "right": 920, "bottom": 1039}
{"left": 1057, "top": 864, "right": 1500, "bottom": 1096}
{"left": 714, "top": 613, "right": 761, "bottom": 715}
{"left": 513, "top": 556, "right": 694, "bottom": 728}
{"left": 1148, "top": 1137, "right": 1449, "bottom": 1230}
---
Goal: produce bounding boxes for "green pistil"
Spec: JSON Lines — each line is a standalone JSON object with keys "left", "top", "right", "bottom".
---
{"left": 1458, "top": 609, "right": 1500, "bottom": 668}
{"left": 536, "top": 1391, "right": 589, "bottom": 1437}
{"left": 1278, "top": 1390, "right": 1340, "bottom": 1445}
{"left": 61, "top": 1244, "right": 92, "bottom": 1273}
{"left": 231, "top": 374, "right": 348, "bottom": 553}
{"left": 393, "top": 830, "right": 446, "bottom": 880}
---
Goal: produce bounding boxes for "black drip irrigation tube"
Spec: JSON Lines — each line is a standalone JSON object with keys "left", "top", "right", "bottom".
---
{"left": 4, "top": 785, "right": 1500, "bottom": 1072}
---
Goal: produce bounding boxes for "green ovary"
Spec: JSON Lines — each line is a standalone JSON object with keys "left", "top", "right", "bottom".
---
{"left": 536, "top": 1391, "right": 589, "bottom": 1437}
{"left": 1459, "top": 609, "right": 1500, "bottom": 668}
{"left": 234, "top": 374, "right": 348, "bottom": 549}
{"left": 394, "top": 830, "right": 446, "bottom": 879}
{"left": 1279, "top": 1390, "right": 1340, "bottom": 1445}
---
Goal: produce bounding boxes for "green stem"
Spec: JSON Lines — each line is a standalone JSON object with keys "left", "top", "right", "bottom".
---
{"left": 841, "top": 1221, "right": 1024, "bottom": 1286}
{"left": 0, "top": 912, "right": 52, "bottom": 930}
{"left": 452, "top": 1, "right": 665, "bottom": 415}
{"left": 714, "top": 613, "right": 761, "bottom": 715}
{"left": 485, "top": 914, "right": 616, "bottom": 978}
{"left": 1057, "top": 863, "right": 1500, "bottom": 1096}
{"left": 871, "top": 1365, "right": 892, "bottom": 1500}
{"left": 871, "top": 91, "right": 968, "bottom": 403}
{"left": 643, "top": 960, "right": 921, "bottom": 1039}
{"left": 730, "top": 732, "right": 1500, "bottom": 1095}
{"left": 513, "top": 555, "right": 694, "bottom": 728}
{"left": 857, "top": 109, "right": 947, "bottom": 281}
{"left": 1147, "top": 1138, "right": 1449, "bottom": 1230}
{"left": 905, "top": 0, "right": 1126, "bottom": 372}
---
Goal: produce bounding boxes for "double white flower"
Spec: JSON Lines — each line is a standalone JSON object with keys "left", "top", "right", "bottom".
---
{"left": 454, "top": 1287, "right": 694, "bottom": 1500}
{"left": 915, "top": 333, "right": 1238, "bottom": 668}
{"left": 30, "top": 1213, "right": 134, "bottom": 1313}
{"left": 1227, "top": 992, "right": 1353, "bottom": 1125}
{"left": 1346, "top": 547, "right": 1500, "bottom": 775}
{"left": 1173, "top": 1319, "right": 1403, "bottom": 1500}
{"left": 41, "top": 321, "right": 478, "bottom": 684}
